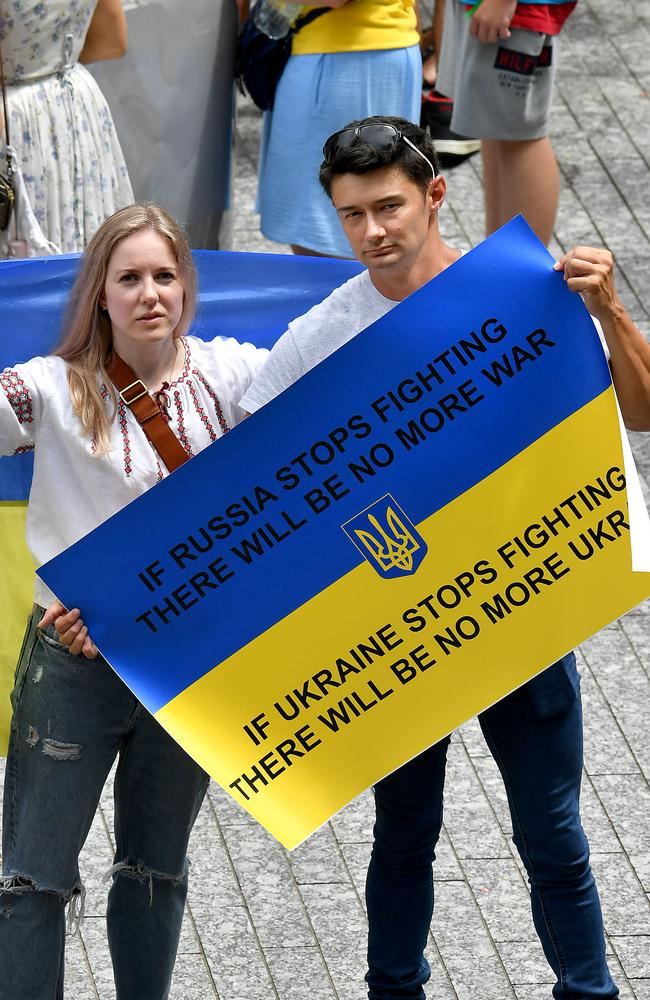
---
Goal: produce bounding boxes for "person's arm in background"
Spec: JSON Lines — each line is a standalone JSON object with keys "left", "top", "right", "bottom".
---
{"left": 469, "top": 0, "right": 517, "bottom": 44}
{"left": 79, "top": 0, "right": 128, "bottom": 64}
{"left": 556, "top": 245, "right": 650, "bottom": 431}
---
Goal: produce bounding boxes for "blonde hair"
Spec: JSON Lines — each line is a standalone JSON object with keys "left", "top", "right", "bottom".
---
{"left": 54, "top": 203, "right": 197, "bottom": 455}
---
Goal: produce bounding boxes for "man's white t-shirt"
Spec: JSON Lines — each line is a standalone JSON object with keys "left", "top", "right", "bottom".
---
{"left": 240, "top": 270, "right": 397, "bottom": 413}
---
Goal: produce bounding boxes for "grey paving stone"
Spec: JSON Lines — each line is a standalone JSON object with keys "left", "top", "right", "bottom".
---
{"left": 513, "top": 987, "right": 555, "bottom": 1000}
{"left": 288, "top": 824, "right": 350, "bottom": 885}
{"left": 601, "top": 947, "right": 638, "bottom": 1000}
{"left": 431, "top": 880, "right": 516, "bottom": 999}
{"left": 337, "top": 841, "right": 372, "bottom": 901}
{"left": 441, "top": 743, "right": 512, "bottom": 859}
{"left": 191, "top": 904, "right": 278, "bottom": 1000}
{"left": 580, "top": 775, "right": 625, "bottom": 854}
{"left": 329, "top": 790, "right": 375, "bottom": 844}
{"left": 461, "top": 857, "right": 534, "bottom": 943}
{"left": 586, "top": 621, "right": 650, "bottom": 711}
{"left": 497, "top": 939, "right": 554, "bottom": 987}
{"left": 457, "top": 716, "right": 489, "bottom": 758}
{"left": 629, "top": 854, "right": 650, "bottom": 893}
{"left": 591, "top": 772, "right": 650, "bottom": 855}
{"left": 467, "top": 751, "right": 513, "bottom": 836}
{"left": 64, "top": 933, "right": 100, "bottom": 1000}
{"left": 220, "top": 822, "right": 317, "bottom": 949}
{"left": 176, "top": 911, "right": 202, "bottom": 957}
{"left": 630, "top": 981, "right": 650, "bottom": 1000}
{"left": 590, "top": 853, "right": 650, "bottom": 936}
{"left": 169, "top": 954, "right": 218, "bottom": 999}
{"left": 610, "top": 937, "right": 650, "bottom": 979}
{"left": 79, "top": 916, "right": 117, "bottom": 1000}
{"left": 298, "top": 883, "right": 368, "bottom": 1000}
{"left": 264, "top": 946, "right": 338, "bottom": 1000}
{"left": 579, "top": 661, "right": 641, "bottom": 776}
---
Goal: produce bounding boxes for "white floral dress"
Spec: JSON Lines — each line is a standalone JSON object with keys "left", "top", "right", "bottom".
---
{"left": 0, "top": 0, "right": 133, "bottom": 255}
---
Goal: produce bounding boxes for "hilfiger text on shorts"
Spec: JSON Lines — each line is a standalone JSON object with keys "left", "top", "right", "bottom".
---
{"left": 494, "top": 44, "right": 553, "bottom": 76}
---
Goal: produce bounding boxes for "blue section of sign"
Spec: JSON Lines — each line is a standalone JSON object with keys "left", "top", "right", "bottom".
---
{"left": 342, "top": 495, "right": 428, "bottom": 579}
{"left": 37, "top": 218, "right": 612, "bottom": 713}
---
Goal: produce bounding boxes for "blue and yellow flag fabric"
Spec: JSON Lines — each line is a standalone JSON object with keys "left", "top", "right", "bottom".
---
{"left": 37, "top": 218, "right": 650, "bottom": 848}
{"left": 0, "top": 251, "right": 361, "bottom": 753}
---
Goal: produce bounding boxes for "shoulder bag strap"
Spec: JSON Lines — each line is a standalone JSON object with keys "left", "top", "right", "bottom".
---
{"left": 0, "top": 43, "right": 10, "bottom": 149}
{"left": 106, "top": 353, "right": 190, "bottom": 473}
{"left": 292, "top": 6, "right": 330, "bottom": 34}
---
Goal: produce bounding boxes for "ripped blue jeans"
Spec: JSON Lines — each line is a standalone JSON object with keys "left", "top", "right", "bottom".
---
{"left": 0, "top": 609, "right": 209, "bottom": 1000}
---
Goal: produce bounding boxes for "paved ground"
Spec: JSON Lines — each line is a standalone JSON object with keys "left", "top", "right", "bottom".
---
{"left": 2, "top": 0, "right": 649, "bottom": 996}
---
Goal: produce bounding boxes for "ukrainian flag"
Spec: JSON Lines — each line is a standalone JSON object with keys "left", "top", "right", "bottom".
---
{"left": 36, "top": 219, "right": 650, "bottom": 847}
{"left": 0, "top": 251, "right": 361, "bottom": 753}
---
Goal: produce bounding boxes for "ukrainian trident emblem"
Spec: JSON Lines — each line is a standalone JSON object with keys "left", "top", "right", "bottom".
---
{"left": 342, "top": 495, "right": 428, "bottom": 579}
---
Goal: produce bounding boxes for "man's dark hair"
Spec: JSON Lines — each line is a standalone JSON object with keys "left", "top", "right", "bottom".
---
{"left": 319, "top": 116, "right": 440, "bottom": 198}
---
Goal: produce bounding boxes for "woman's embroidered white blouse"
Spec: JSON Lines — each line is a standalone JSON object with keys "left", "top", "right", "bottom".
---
{"left": 0, "top": 335, "right": 267, "bottom": 606}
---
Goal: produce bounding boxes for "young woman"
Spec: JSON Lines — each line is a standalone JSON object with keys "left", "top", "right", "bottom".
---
{"left": 0, "top": 203, "right": 267, "bottom": 1000}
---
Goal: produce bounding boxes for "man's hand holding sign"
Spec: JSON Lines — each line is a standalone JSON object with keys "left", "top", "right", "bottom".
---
{"left": 555, "top": 245, "right": 650, "bottom": 431}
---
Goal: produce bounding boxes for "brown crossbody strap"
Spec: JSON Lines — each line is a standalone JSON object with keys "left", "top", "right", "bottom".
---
{"left": 106, "top": 353, "right": 190, "bottom": 473}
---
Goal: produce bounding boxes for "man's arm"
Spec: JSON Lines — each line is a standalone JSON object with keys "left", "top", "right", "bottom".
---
{"left": 555, "top": 246, "right": 650, "bottom": 431}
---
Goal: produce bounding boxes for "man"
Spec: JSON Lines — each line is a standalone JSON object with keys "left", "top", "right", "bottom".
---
{"left": 240, "top": 115, "right": 650, "bottom": 1000}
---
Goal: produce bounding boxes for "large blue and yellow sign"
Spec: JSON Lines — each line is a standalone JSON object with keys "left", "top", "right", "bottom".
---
{"left": 19, "top": 219, "right": 650, "bottom": 846}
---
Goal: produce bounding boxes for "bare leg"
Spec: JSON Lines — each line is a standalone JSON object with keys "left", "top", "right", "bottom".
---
{"left": 419, "top": 0, "right": 445, "bottom": 86}
{"left": 432, "top": 0, "right": 445, "bottom": 68}
{"left": 481, "top": 136, "right": 560, "bottom": 245}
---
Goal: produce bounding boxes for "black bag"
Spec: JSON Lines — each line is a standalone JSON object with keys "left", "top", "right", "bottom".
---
{"left": 234, "top": 7, "right": 327, "bottom": 112}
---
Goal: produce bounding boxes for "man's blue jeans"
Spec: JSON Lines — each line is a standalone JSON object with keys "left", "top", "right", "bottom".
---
{"left": 0, "top": 611, "right": 209, "bottom": 1000}
{"left": 365, "top": 654, "right": 619, "bottom": 1000}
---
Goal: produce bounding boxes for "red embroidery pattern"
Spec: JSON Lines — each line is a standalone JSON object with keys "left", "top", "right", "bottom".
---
{"left": 188, "top": 381, "right": 217, "bottom": 442}
{"left": 193, "top": 370, "right": 230, "bottom": 436}
{"left": 91, "top": 384, "right": 110, "bottom": 454}
{"left": 177, "top": 338, "right": 192, "bottom": 381}
{"left": 117, "top": 400, "right": 133, "bottom": 477}
{"left": 173, "top": 391, "right": 193, "bottom": 457}
{"left": 13, "top": 444, "right": 34, "bottom": 455}
{"left": 1, "top": 369, "right": 33, "bottom": 424}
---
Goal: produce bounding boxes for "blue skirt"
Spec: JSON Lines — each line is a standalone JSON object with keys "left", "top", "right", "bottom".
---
{"left": 257, "top": 45, "right": 422, "bottom": 257}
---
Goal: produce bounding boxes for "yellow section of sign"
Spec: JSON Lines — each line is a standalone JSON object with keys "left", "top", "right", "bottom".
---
{"left": 0, "top": 502, "right": 34, "bottom": 755}
{"left": 156, "top": 387, "right": 650, "bottom": 848}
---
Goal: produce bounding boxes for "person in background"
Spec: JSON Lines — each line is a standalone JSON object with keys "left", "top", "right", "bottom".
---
{"left": 257, "top": 0, "right": 422, "bottom": 258}
{"left": 0, "top": 0, "right": 133, "bottom": 256}
{"left": 418, "top": 0, "right": 481, "bottom": 166}
{"left": 436, "top": 0, "right": 577, "bottom": 244}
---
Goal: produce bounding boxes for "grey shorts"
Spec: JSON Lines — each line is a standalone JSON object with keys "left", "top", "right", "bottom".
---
{"left": 437, "top": 0, "right": 558, "bottom": 140}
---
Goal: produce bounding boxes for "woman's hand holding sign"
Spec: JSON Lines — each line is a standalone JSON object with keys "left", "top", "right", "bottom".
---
{"left": 38, "top": 601, "right": 98, "bottom": 658}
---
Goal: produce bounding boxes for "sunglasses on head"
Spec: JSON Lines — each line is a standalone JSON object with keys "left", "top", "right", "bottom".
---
{"left": 322, "top": 123, "right": 437, "bottom": 178}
